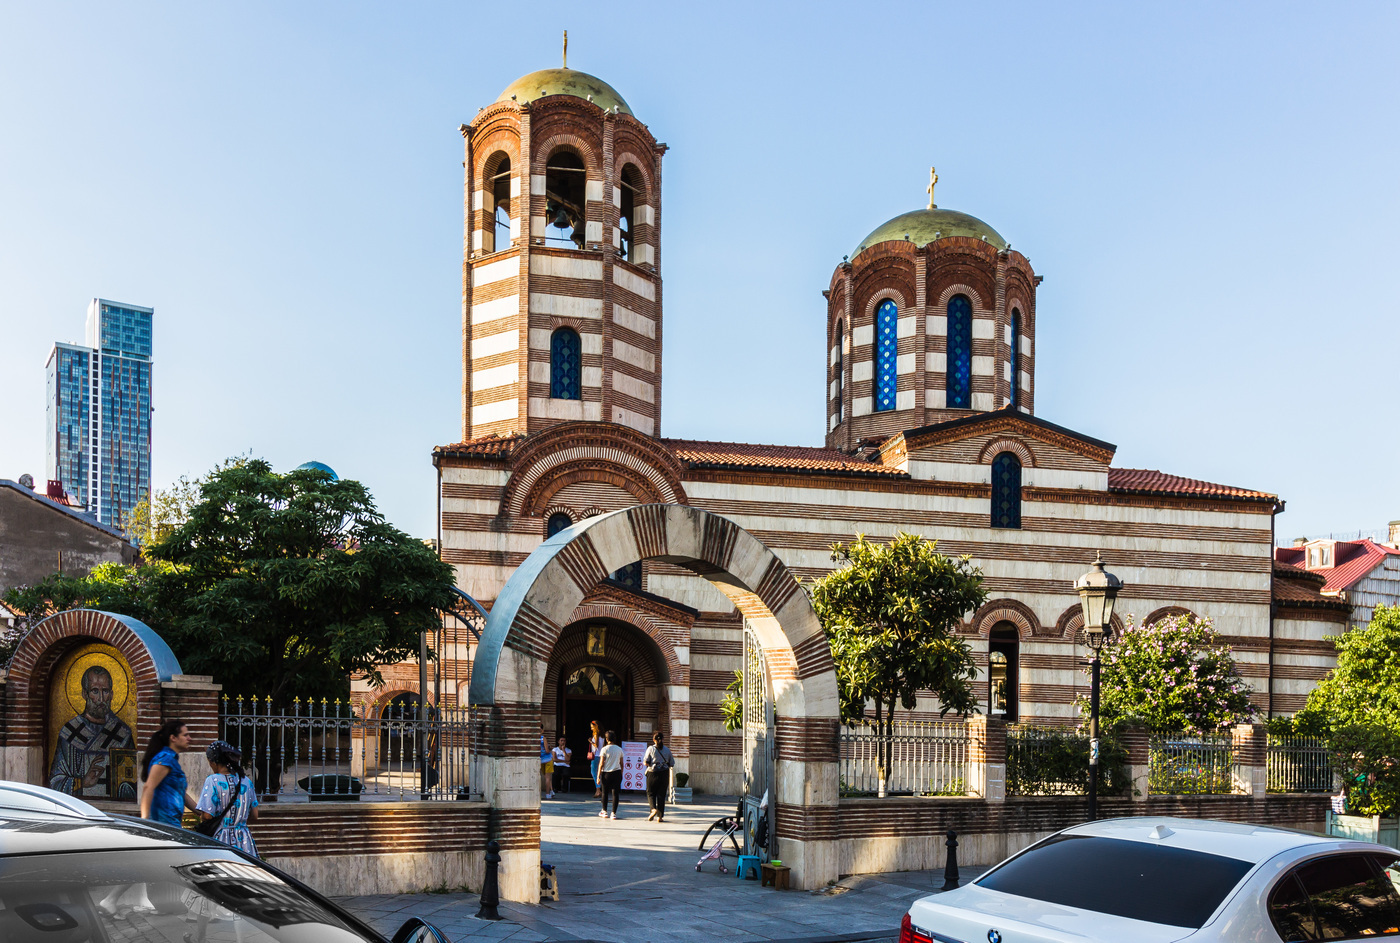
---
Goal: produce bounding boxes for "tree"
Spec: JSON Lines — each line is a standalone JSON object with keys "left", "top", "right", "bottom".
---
{"left": 1291, "top": 605, "right": 1400, "bottom": 815}
{"left": 144, "top": 459, "right": 456, "bottom": 705}
{"left": 124, "top": 457, "right": 246, "bottom": 545}
{"left": 3, "top": 458, "right": 457, "bottom": 707}
{"left": 1083, "top": 613, "right": 1257, "bottom": 735}
{"left": 808, "top": 533, "right": 987, "bottom": 792}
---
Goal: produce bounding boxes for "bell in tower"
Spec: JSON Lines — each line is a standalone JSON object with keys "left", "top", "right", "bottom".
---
{"left": 459, "top": 53, "right": 667, "bottom": 441}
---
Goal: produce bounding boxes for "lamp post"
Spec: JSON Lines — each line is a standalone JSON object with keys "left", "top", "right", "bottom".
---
{"left": 1075, "top": 551, "right": 1123, "bottom": 822}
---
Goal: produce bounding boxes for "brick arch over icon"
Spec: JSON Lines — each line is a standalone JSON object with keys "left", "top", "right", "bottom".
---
{"left": 970, "top": 599, "right": 1042, "bottom": 640}
{"left": 1054, "top": 604, "right": 1126, "bottom": 644}
{"left": 4, "top": 609, "right": 183, "bottom": 752}
{"left": 467, "top": 504, "right": 840, "bottom": 901}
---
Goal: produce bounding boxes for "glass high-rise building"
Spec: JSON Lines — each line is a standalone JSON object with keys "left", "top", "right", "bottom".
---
{"left": 45, "top": 299, "right": 154, "bottom": 528}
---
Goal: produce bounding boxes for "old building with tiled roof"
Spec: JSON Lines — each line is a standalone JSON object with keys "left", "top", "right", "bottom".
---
{"left": 1276, "top": 529, "right": 1400, "bottom": 627}
{"left": 362, "top": 63, "right": 1348, "bottom": 795}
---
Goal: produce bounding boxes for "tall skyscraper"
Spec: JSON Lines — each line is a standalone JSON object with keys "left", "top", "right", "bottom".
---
{"left": 45, "top": 299, "right": 153, "bottom": 528}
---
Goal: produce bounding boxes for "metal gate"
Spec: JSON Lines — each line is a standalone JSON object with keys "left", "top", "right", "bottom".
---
{"left": 741, "top": 620, "right": 775, "bottom": 858}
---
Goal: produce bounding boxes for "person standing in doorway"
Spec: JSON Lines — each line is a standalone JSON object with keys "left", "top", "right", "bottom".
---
{"left": 138, "top": 720, "right": 197, "bottom": 827}
{"left": 588, "top": 719, "right": 605, "bottom": 798}
{"left": 643, "top": 731, "right": 674, "bottom": 822}
{"left": 540, "top": 725, "right": 554, "bottom": 799}
{"left": 596, "top": 730, "right": 624, "bottom": 819}
{"left": 551, "top": 737, "right": 572, "bottom": 794}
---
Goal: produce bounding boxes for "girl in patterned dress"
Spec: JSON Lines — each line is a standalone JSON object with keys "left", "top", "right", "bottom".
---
{"left": 196, "top": 741, "right": 258, "bottom": 856}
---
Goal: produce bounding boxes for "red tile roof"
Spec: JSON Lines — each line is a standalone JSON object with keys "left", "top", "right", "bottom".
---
{"left": 1272, "top": 561, "right": 1348, "bottom": 610}
{"left": 663, "top": 440, "right": 908, "bottom": 477}
{"left": 1274, "top": 539, "right": 1400, "bottom": 593}
{"left": 1107, "top": 468, "right": 1277, "bottom": 502}
{"left": 434, "top": 434, "right": 526, "bottom": 460}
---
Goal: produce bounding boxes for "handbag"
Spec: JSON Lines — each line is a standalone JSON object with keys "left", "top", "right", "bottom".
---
{"left": 195, "top": 774, "right": 241, "bottom": 837}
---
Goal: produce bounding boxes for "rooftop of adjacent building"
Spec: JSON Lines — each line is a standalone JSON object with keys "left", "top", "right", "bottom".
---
{"left": 0, "top": 478, "right": 129, "bottom": 542}
{"left": 1275, "top": 537, "right": 1400, "bottom": 594}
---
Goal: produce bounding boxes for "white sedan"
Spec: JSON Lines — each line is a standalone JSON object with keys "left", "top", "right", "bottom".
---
{"left": 901, "top": 816, "right": 1400, "bottom": 943}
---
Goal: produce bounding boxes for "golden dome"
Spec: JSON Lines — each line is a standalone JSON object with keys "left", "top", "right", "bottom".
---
{"left": 495, "top": 68, "right": 632, "bottom": 116}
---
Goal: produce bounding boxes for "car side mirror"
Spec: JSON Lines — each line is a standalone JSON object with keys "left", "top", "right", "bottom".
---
{"left": 391, "top": 917, "right": 452, "bottom": 943}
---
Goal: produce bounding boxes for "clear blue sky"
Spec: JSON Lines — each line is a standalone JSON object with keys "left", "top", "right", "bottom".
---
{"left": 2, "top": 2, "right": 1396, "bottom": 542}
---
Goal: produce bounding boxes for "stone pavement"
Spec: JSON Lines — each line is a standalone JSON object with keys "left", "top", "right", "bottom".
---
{"left": 339, "top": 793, "right": 982, "bottom": 943}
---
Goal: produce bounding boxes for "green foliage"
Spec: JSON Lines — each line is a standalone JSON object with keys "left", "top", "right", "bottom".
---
{"left": 719, "top": 670, "right": 743, "bottom": 732}
{"left": 809, "top": 532, "right": 985, "bottom": 782}
{"left": 1006, "top": 726, "right": 1129, "bottom": 797}
{"left": 1081, "top": 613, "right": 1257, "bottom": 735}
{"left": 809, "top": 533, "right": 986, "bottom": 725}
{"left": 1328, "top": 724, "right": 1400, "bottom": 817}
{"left": 3, "top": 458, "right": 456, "bottom": 705}
{"left": 1147, "top": 741, "right": 1234, "bottom": 795}
{"left": 1294, "top": 607, "right": 1400, "bottom": 814}
{"left": 674, "top": 772, "right": 689, "bottom": 788}
{"left": 926, "top": 777, "right": 966, "bottom": 797}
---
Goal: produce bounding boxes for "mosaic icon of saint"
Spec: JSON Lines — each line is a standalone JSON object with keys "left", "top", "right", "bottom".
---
{"left": 49, "top": 665, "right": 136, "bottom": 799}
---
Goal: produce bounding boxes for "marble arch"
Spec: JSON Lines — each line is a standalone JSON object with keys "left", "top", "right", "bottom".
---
{"left": 467, "top": 503, "right": 840, "bottom": 901}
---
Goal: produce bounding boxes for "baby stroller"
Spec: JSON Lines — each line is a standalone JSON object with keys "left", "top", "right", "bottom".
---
{"left": 696, "top": 814, "right": 741, "bottom": 873}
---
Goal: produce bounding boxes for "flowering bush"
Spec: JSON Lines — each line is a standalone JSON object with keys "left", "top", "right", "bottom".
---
{"left": 1079, "top": 614, "right": 1257, "bottom": 735}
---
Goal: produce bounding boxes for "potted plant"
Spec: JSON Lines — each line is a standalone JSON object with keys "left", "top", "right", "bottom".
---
{"left": 671, "top": 772, "right": 692, "bottom": 804}
{"left": 1325, "top": 725, "right": 1400, "bottom": 846}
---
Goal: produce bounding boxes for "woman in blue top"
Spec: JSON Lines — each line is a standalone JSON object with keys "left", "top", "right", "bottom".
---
{"left": 138, "top": 719, "right": 197, "bottom": 826}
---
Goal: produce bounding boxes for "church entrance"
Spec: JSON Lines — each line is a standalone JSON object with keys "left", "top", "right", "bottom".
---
{"left": 543, "top": 618, "right": 669, "bottom": 794}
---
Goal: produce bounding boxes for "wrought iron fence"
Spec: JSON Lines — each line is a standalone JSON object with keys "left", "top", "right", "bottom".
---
{"left": 1148, "top": 734, "right": 1235, "bottom": 795}
{"left": 838, "top": 720, "right": 968, "bottom": 796}
{"left": 1267, "top": 734, "right": 1335, "bottom": 793}
{"left": 220, "top": 696, "right": 483, "bottom": 801}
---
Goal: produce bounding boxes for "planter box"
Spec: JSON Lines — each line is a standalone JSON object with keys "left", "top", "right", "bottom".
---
{"left": 1327, "top": 811, "right": 1400, "bottom": 847}
{"left": 670, "top": 786, "right": 692, "bottom": 804}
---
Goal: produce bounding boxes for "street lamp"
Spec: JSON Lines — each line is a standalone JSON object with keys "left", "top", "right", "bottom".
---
{"left": 1075, "top": 551, "right": 1123, "bottom": 822}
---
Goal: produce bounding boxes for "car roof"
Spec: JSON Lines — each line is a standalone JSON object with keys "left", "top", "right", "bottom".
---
{"left": 1055, "top": 816, "right": 1338, "bottom": 864}
{"left": 0, "top": 779, "right": 217, "bottom": 857}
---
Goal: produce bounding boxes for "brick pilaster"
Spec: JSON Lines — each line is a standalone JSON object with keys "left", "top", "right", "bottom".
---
{"left": 967, "top": 714, "right": 1006, "bottom": 802}
{"left": 1232, "top": 723, "right": 1268, "bottom": 797}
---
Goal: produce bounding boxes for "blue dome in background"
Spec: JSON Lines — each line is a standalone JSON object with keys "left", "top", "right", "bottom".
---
{"left": 295, "top": 461, "right": 338, "bottom": 480}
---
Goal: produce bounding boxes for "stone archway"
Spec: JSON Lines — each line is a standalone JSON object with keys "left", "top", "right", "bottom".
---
{"left": 468, "top": 504, "right": 840, "bottom": 901}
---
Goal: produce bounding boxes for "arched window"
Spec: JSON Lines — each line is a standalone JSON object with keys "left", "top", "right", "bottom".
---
{"left": 947, "top": 295, "right": 972, "bottom": 409}
{"left": 550, "top": 328, "right": 581, "bottom": 400}
{"left": 1009, "top": 307, "right": 1022, "bottom": 409}
{"left": 546, "top": 512, "right": 573, "bottom": 537}
{"left": 489, "top": 155, "right": 511, "bottom": 252}
{"left": 611, "top": 560, "right": 642, "bottom": 590}
{"left": 874, "top": 300, "right": 898, "bottom": 412}
{"left": 988, "top": 623, "right": 1019, "bottom": 721}
{"left": 990, "top": 452, "right": 1022, "bottom": 529}
{"left": 545, "top": 150, "right": 587, "bottom": 249}
{"left": 618, "top": 164, "right": 642, "bottom": 262}
{"left": 833, "top": 319, "right": 844, "bottom": 424}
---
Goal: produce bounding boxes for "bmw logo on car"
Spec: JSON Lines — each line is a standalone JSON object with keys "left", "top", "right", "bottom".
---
{"left": 987, "top": 931, "right": 1002, "bottom": 943}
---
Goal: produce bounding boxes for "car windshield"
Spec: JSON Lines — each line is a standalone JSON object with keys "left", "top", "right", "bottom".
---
{"left": 0, "top": 846, "right": 376, "bottom": 942}
{"left": 976, "top": 834, "right": 1254, "bottom": 928}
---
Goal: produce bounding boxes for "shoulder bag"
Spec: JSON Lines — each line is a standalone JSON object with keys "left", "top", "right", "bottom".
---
{"left": 195, "top": 774, "right": 241, "bottom": 837}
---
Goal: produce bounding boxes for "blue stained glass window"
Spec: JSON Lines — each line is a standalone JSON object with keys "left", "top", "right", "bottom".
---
{"left": 611, "top": 560, "right": 642, "bottom": 589}
{"left": 550, "top": 328, "right": 581, "bottom": 400}
{"left": 991, "top": 452, "right": 1022, "bottom": 529}
{"left": 947, "top": 295, "right": 972, "bottom": 409}
{"left": 1010, "top": 308, "right": 1021, "bottom": 409}
{"left": 874, "top": 300, "right": 898, "bottom": 411}
{"left": 546, "top": 512, "right": 573, "bottom": 537}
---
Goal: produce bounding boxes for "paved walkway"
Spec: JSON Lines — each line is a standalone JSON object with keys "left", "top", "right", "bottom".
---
{"left": 339, "top": 793, "right": 979, "bottom": 943}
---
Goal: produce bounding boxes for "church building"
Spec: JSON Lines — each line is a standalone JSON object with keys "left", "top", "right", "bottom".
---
{"left": 364, "top": 63, "right": 1347, "bottom": 795}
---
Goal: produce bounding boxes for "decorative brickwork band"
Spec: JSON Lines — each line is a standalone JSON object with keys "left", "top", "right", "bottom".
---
{"left": 775, "top": 717, "right": 839, "bottom": 762}
{"left": 489, "top": 808, "right": 542, "bottom": 849}
{"left": 553, "top": 533, "right": 610, "bottom": 594}
{"left": 504, "top": 602, "right": 562, "bottom": 658}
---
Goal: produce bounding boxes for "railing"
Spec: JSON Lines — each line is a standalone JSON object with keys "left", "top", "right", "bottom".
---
{"left": 220, "top": 696, "right": 483, "bottom": 801}
{"left": 1267, "top": 734, "right": 1335, "bottom": 793}
{"left": 838, "top": 720, "right": 968, "bottom": 796}
{"left": 1007, "top": 725, "right": 1088, "bottom": 796}
{"left": 1148, "top": 734, "right": 1234, "bottom": 795}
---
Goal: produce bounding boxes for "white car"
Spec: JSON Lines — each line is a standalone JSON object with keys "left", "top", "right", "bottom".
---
{"left": 901, "top": 816, "right": 1400, "bottom": 943}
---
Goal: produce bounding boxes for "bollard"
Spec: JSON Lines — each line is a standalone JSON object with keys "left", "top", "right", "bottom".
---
{"left": 477, "top": 839, "right": 503, "bottom": 920}
{"left": 940, "top": 830, "right": 960, "bottom": 891}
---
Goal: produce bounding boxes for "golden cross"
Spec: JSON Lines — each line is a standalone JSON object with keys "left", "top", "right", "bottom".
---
{"left": 563, "top": 30, "right": 568, "bottom": 69}
{"left": 927, "top": 166, "right": 938, "bottom": 209}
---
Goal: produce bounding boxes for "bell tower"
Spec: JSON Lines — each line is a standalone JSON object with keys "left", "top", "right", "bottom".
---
{"left": 460, "top": 62, "right": 666, "bottom": 441}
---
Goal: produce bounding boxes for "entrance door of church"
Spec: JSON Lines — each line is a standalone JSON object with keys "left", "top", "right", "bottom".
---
{"left": 558, "top": 664, "right": 630, "bottom": 792}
